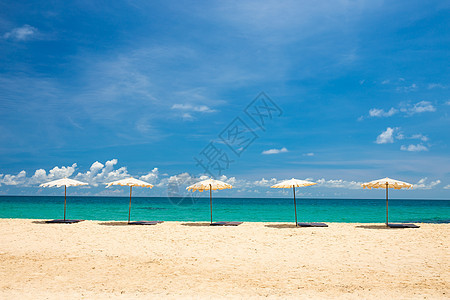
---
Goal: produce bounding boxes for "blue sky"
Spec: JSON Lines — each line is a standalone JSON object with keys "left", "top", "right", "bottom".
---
{"left": 0, "top": 0, "right": 449, "bottom": 198}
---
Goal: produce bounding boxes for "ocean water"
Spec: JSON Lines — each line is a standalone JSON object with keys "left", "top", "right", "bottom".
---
{"left": 0, "top": 196, "right": 449, "bottom": 223}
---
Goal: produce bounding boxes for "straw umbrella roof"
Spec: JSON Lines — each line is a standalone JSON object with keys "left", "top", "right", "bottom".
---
{"left": 106, "top": 177, "right": 153, "bottom": 188}
{"left": 361, "top": 177, "right": 412, "bottom": 190}
{"left": 271, "top": 178, "right": 317, "bottom": 188}
{"left": 186, "top": 179, "right": 232, "bottom": 192}
{"left": 40, "top": 178, "right": 88, "bottom": 187}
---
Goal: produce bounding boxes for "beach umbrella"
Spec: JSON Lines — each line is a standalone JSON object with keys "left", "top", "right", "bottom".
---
{"left": 40, "top": 178, "right": 88, "bottom": 220}
{"left": 186, "top": 178, "right": 232, "bottom": 224}
{"left": 361, "top": 177, "right": 413, "bottom": 226}
{"left": 106, "top": 177, "right": 153, "bottom": 223}
{"left": 271, "top": 178, "right": 317, "bottom": 226}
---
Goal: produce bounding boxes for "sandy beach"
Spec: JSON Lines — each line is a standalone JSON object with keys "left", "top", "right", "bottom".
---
{"left": 0, "top": 219, "right": 448, "bottom": 299}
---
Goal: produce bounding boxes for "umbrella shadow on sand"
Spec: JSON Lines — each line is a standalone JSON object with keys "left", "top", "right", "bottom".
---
{"left": 98, "top": 221, "right": 130, "bottom": 226}
{"left": 181, "top": 222, "right": 212, "bottom": 227}
{"left": 356, "top": 225, "right": 393, "bottom": 230}
{"left": 32, "top": 220, "right": 49, "bottom": 224}
{"left": 265, "top": 224, "right": 298, "bottom": 229}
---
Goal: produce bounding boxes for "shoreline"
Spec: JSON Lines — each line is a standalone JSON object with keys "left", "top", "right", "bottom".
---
{"left": 1, "top": 195, "right": 449, "bottom": 200}
{"left": 1, "top": 218, "right": 449, "bottom": 224}
{"left": 1, "top": 219, "right": 448, "bottom": 299}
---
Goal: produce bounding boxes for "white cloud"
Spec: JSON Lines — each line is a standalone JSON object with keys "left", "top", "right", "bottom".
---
{"left": 3, "top": 25, "right": 38, "bottom": 41}
{"left": 381, "top": 80, "right": 390, "bottom": 85}
{"left": 218, "top": 175, "right": 237, "bottom": 186}
{"left": 0, "top": 170, "right": 27, "bottom": 186}
{"left": 444, "top": 185, "right": 450, "bottom": 190}
{"left": 7, "top": 159, "right": 156, "bottom": 188}
{"left": 445, "top": 100, "right": 450, "bottom": 106}
{"left": 369, "top": 108, "right": 397, "bottom": 117}
{"left": 400, "top": 144, "right": 428, "bottom": 152}
{"left": 74, "top": 159, "right": 130, "bottom": 186}
{"left": 316, "top": 178, "right": 362, "bottom": 189}
{"left": 172, "top": 103, "right": 217, "bottom": 121}
{"left": 182, "top": 112, "right": 194, "bottom": 121}
{"left": 158, "top": 172, "right": 199, "bottom": 189}
{"left": 140, "top": 168, "right": 159, "bottom": 183}
{"left": 397, "top": 132, "right": 429, "bottom": 143}
{"left": 262, "top": 147, "right": 288, "bottom": 155}
{"left": 253, "top": 178, "right": 278, "bottom": 187}
{"left": 30, "top": 163, "right": 77, "bottom": 184}
{"left": 303, "top": 152, "right": 314, "bottom": 156}
{"left": 367, "top": 101, "right": 435, "bottom": 119}
{"left": 410, "top": 134, "right": 428, "bottom": 142}
{"left": 414, "top": 178, "right": 441, "bottom": 189}
{"left": 160, "top": 174, "right": 272, "bottom": 190}
{"left": 90, "top": 161, "right": 105, "bottom": 173}
{"left": 376, "top": 127, "right": 395, "bottom": 144}
{"left": 375, "top": 128, "right": 429, "bottom": 150}
{"left": 171, "top": 104, "right": 216, "bottom": 113}
{"left": 401, "top": 101, "right": 435, "bottom": 115}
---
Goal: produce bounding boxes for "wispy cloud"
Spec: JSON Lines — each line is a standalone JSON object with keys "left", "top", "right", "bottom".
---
{"left": 253, "top": 178, "right": 278, "bottom": 187}
{"left": 375, "top": 127, "right": 395, "bottom": 144}
{"left": 262, "top": 147, "right": 288, "bottom": 155}
{"left": 3, "top": 25, "right": 38, "bottom": 41}
{"left": 303, "top": 152, "right": 314, "bottom": 157}
{"left": 400, "top": 144, "right": 428, "bottom": 152}
{"left": 376, "top": 128, "right": 430, "bottom": 151}
{"left": 315, "top": 178, "right": 362, "bottom": 189}
{"left": 414, "top": 178, "right": 441, "bottom": 189}
{"left": 171, "top": 104, "right": 216, "bottom": 113}
{"left": 401, "top": 101, "right": 436, "bottom": 115}
{"left": 182, "top": 113, "right": 195, "bottom": 121}
{"left": 171, "top": 103, "right": 217, "bottom": 121}
{"left": 409, "top": 134, "right": 428, "bottom": 142}
{"left": 369, "top": 108, "right": 398, "bottom": 117}
{"left": 396, "top": 83, "right": 417, "bottom": 92}
{"left": 396, "top": 132, "right": 429, "bottom": 142}
{"left": 367, "top": 101, "right": 435, "bottom": 119}
{"left": 428, "top": 83, "right": 447, "bottom": 89}
{"left": 444, "top": 185, "right": 450, "bottom": 190}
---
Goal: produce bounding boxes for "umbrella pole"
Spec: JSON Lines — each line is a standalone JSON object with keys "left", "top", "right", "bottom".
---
{"left": 293, "top": 186, "right": 298, "bottom": 227}
{"left": 386, "top": 183, "right": 389, "bottom": 226}
{"left": 209, "top": 184, "right": 213, "bottom": 224}
{"left": 128, "top": 186, "right": 132, "bottom": 224}
{"left": 64, "top": 185, "right": 67, "bottom": 220}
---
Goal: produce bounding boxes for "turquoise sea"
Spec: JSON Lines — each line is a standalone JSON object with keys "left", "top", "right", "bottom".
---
{"left": 0, "top": 196, "right": 449, "bottom": 223}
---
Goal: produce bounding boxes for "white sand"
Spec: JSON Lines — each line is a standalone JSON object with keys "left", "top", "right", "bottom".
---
{"left": 0, "top": 219, "right": 448, "bottom": 299}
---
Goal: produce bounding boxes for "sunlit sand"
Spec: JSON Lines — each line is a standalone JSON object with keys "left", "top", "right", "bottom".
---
{"left": 0, "top": 219, "right": 448, "bottom": 299}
